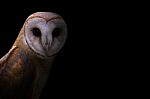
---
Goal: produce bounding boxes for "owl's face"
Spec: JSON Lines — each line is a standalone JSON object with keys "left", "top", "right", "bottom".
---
{"left": 24, "top": 12, "right": 67, "bottom": 58}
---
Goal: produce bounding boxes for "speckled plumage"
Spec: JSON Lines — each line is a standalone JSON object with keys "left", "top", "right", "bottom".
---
{"left": 0, "top": 12, "right": 67, "bottom": 99}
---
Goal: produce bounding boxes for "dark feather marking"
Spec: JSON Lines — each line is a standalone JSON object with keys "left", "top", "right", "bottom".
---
{"left": 27, "top": 15, "right": 62, "bottom": 23}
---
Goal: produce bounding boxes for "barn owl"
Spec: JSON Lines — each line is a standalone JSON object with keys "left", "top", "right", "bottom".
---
{"left": 0, "top": 12, "right": 67, "bottom": 99}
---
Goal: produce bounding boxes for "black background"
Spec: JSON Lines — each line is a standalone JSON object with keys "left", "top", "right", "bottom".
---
{"left": 0, "top": 0, "right": 98, "bottom": 98}
{"left": 0, "top": 0, "right": 137, "bottom": 98}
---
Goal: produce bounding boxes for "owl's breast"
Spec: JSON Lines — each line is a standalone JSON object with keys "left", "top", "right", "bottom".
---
{"left": 0, "top": 47, "right": 36, "bottom": 99}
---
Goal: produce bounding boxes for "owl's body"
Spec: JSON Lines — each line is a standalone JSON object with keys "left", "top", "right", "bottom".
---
{"left": 0, "top": 47, "right": 35, "bottom": 99}
{"left": 0, "top": 12, "right": 67, "bottom": 99}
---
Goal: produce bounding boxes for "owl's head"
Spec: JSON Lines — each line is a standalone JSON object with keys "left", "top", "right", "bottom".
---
{"left": 22, "top": 12, "right": 67, "bottom": 58}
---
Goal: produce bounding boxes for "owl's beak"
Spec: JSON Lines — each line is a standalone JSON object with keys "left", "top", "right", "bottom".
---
{"left": 45, "top": 37, "right": 52, "bottom": 51}
{"left": 42, "top": 34, "right": 52, "bottom": 53}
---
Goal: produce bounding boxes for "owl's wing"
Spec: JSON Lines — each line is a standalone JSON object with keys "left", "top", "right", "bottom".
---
{"left": 0, "top": 46, "right": 17, "bottom": 72}
{"left": 0, "top": 46, "right": 17, "bottom": 65}
{"left": 0, "top": 46, "right": 35, "bottom": 99}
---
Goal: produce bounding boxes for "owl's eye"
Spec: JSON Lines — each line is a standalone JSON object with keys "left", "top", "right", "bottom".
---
{"left": 52, "top": 28, "right": 62, "bottom": 37}
{"left": 32, "top": 28, "right": 41, "bottom": 37}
